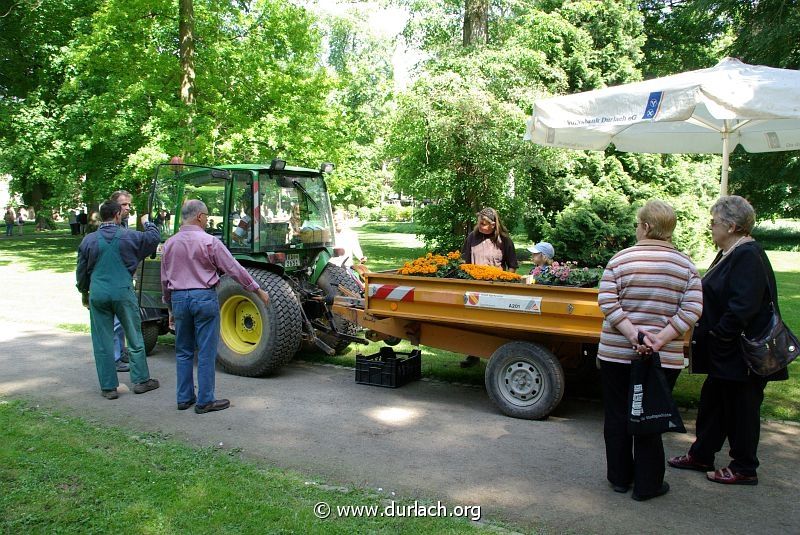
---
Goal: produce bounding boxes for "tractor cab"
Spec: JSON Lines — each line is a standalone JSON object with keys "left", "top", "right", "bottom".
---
{"left": 149, "top": 160, "right": 336, "bottom": 274}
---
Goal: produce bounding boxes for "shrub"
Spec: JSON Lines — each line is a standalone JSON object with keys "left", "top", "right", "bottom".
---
{"left": 380, "top": 204, "right": 401, "bottom": 222}
{"left": 357, "top": 206, "right": 374, "bottom": 221}
{"left": 547, "top": 186, "right": 637, "bottom": 267}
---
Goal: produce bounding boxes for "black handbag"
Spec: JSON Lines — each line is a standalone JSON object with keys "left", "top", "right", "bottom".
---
{"left": 738, "top": 254, "right": 799, "bottom": 376}
{"left": 628, "top": 336, "right": 686, "bottom": 435}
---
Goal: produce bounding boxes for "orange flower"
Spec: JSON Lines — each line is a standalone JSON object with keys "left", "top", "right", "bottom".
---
{"left": 459, "top": 264, "right": 522, "bottom": 282}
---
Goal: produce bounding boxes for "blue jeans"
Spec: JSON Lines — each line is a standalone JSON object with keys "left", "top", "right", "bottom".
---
{"left": 171, "top": 289, "right": 220, "bottom": 405}
{"left": 113, "top": 316, "right": 126, "bottom": 362}
{"left": 5, "top": 223, "right": 12, "bottom": 236}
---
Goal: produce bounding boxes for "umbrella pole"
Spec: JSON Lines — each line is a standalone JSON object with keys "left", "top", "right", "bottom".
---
{"left": 720, "top": 131, "right": 730, "bottom": 196}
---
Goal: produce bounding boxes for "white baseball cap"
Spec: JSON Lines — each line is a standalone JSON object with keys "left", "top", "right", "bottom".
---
{"left": 527, "top": 242, "right": 555, "bottom": 260}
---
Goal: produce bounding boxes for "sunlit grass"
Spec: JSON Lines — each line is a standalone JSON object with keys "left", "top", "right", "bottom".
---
{"left": 0, "top": 400, "right": 491, "bottom": 534}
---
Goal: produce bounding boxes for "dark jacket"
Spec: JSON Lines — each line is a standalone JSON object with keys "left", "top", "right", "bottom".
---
{"left": 76, "top": 222, "right": 160, "bottom": 293}
{"left": 691, "top": 241, "right": 788, "bottom": 381}
{"left": 461, "top": 232, "right": 519, "bottom": 271}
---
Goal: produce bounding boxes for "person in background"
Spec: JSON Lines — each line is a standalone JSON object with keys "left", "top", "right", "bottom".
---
{"left": 459, "top": 207, "right": 519, "bottom": 367}
{"left": 668, "top": 195, "right": 788, "bottom": 486}
{"left": 16, "top": 210, "right": 24, "bottom": 236}
{"left": 68, "top": 209, "right": 79, "bottom": 235}
{"left": 331, "top": 213, "right": 367, "bottom": 275}
{"left": 161, "top": 199, "right": 270, "bottom": 414}
{"left": 4, "top": 206, "right": 16, "bottom": 237}
{"left": 76, "top": 200, "right": 161, "bottom": 399}
{"left": 528, "top": 242, "right": 555, "bottom": 274}
{"left": 77, "top": 209, "right": 88, "bottom": 235}
{"left": 597, "top": 199, "right": 703, "bottom": 501}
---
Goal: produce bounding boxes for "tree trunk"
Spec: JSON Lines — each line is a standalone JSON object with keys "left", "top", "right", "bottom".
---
{"left": 463, "top": 0, "right": 489, "bottom": 46}
{"left": 179, "top": 0, "right": 195, "bottom": 106}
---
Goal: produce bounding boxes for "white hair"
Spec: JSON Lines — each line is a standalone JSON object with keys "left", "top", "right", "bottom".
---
{"left": 182, "top": 199, "right": 207, "bottom": 222}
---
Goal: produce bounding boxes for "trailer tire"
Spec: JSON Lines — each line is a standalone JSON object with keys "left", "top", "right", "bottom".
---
{"left": 142, "top": 322, "right": 159, "bottom": 356}
{"left": 217, "top": 268, "right": 301, "bottom": 376}
{"left": 485, "top": 341, "right": 565, "bottom": 420}
{"left": 316, "top": 264, "right": 362, "bottom": 354}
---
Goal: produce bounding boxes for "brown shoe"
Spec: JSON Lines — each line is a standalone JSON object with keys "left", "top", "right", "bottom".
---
{"left": 668, "top": 453, "right": 714, "bottom": 472}
{"left": 101, "top": 389, "right": 119, "bottom": 400}
{"left": 194, "top": 399, "right": 230, "bottom": 414}
{"left": 133, "top": 378, "right": 160, "bottom": 394}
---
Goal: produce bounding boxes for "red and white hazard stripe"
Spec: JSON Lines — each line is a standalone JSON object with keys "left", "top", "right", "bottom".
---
{"left": 368, "top": 284, "right": 415, "bottom": 302}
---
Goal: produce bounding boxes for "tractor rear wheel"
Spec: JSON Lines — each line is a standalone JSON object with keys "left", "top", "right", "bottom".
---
{"left": 216, "top": 268, "right": 302, "bottom": 376}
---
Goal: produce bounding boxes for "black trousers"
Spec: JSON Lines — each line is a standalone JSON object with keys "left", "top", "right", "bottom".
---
{"left": 600, "top": 360, "right": 681, "bottom": 495}
{"left": 688, "top": 375, "right": 767, "bottom": 476}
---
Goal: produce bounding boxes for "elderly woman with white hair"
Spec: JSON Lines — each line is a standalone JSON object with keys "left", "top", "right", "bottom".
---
{"left": 598, "top": 199, "right": 703, "bottom": 501}
{"left": 669, "top": 195, "right": 788, "bottom": 486}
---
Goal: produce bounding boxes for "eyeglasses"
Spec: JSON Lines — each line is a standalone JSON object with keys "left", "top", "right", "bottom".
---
{"left": 479, "top": 219, "right": 496, "bottom": 227}
{"left": 199, "top": 212, "right": 208, "bottom": 217}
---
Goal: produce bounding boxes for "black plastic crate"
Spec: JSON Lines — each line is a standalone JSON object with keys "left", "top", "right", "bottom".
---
{"left": 355, "top": 347, "right": 422, "bottom": 388}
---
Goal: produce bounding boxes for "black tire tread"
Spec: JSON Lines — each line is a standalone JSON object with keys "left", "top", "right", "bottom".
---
{"left": 317, "top": 264, "right": 362, "bottom": 354}
{"left": 216, "top": 269, "right": 301, "bottom": 377}
{"left": 142, "top": 322, "right": 159, "bottom": 356}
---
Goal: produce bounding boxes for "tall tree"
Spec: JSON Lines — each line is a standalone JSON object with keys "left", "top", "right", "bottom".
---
{"left": 179, "top": 0, "right": 195, "bottom": 106}
{"left": 462, "top": 0, "right": 488, "bottom": 45}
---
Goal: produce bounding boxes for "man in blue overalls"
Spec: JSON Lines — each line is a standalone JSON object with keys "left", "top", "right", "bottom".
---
{"left": 76, "top": 199, "right": 161, "bottom": 399}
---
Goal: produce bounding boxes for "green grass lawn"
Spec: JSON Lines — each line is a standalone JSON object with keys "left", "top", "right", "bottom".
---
{"left": 0, "top": 400, "right": 490, "bottom": 534}
{"left": 0, "top": 224, "right": 82, "bottom": 272}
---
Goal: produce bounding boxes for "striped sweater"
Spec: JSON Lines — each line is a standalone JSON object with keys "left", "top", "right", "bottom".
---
{"left": 597, "top": 239, "right": 703, "bottom": 369}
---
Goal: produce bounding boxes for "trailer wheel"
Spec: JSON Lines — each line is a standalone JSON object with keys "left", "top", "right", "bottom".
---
{"left": 142, "top": 322, "right": 159, "bottom": 356}
{"left": 217, "top": 268, "right": 301, "bottom": 376}
{"left": 316, "top": 264, "right": 362, "bottom": 354}
{"left": 485, "top": 341, "right": 565, "bottom": 420}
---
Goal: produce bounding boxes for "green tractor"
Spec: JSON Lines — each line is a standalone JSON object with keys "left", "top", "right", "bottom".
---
{"left": 135, "top": 159, "right": 365, "bottom": 376}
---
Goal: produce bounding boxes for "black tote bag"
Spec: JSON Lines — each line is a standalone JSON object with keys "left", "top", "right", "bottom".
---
{"left": 628, "top": 350, "right": 686, "bottom": 436}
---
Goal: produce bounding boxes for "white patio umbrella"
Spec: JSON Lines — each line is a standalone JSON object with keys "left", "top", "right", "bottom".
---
{"left": 524, "top": 58, "right": 800, "bottom": 195}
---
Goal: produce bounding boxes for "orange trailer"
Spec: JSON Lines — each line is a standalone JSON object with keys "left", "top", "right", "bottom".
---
{"left": 333, "top": 272, "right": 606, "bottom": 419}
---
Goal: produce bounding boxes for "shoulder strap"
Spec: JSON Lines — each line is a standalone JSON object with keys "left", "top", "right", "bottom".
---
{"left": 750, "top": 243, "right": 780, "bottom": 315}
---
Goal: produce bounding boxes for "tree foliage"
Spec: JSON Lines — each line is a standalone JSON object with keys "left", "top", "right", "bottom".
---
{"left": 0, "top": 0, "right": 344, "bottom": 210}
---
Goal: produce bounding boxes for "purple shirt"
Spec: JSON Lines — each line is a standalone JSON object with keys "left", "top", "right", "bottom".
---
{"left": 161, "top": 225, "right": 259, "bottom": 305}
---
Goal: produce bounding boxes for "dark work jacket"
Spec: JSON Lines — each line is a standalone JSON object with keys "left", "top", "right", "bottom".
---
{"left": 76, "top": 222, "right": 160, "bottom": 293}
{"left": 691, "top": 241, "right": 788, "bottom": 381}
{"left": 461, "top": 232, "right": 519, "bottom": 271}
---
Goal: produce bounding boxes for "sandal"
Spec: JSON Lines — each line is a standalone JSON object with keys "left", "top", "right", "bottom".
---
{"left": 668, "top": 453, "right": 714, "bottom": 472}
{"left": 706, "top": 467, "right": 758, "bottom": 486}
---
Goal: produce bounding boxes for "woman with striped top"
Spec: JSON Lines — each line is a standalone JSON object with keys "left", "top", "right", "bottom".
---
{"left": 597, "top": 199, "right": 703, "bottom": 501}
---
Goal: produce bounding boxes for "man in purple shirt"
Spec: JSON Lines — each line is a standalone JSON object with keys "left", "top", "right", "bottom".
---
{"left": 161, "top": 199, "right": 270, "bottom": 413}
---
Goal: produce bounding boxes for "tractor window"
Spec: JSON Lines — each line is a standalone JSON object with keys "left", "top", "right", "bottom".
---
{"left": 183, "top": 172, "right": 226, "bottom": 239}
{"left": 259, "top": 179, "right": 292, "bottom": 247}
{"left": 230, "top": 172, "right": 255, "bottom": 250}
{"left": 297, "top": 175, "right": 334, "bottom": 246}
{"left": 259, "top": 173, "right": 333, "bottom": 248}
